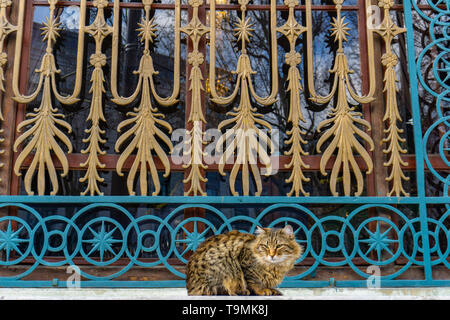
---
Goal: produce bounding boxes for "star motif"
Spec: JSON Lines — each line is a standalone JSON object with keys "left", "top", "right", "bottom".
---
{"left": 0, "top": 16, "right": 18, "bottom": 41}
{"left": 359, "top": 221, "right": 398, "bottom": 262}
{"left": 83, "top": 221, "right": 122, "bottom": 262}
{"left": 181, "top": 16, "right": 209, "bottom": 44}
{"left": 85, "top": 15, "right": 113, "bottom": 43}
{"left": 330, "top": 16, "right": 350, "bottom": 43}
{"left": 277, "top": 15, "right": 307, "bottom": 46}
{"left": 137, "top": 17, "right": 157, "bottom": 44}
{"left": 176, "top": 222, "right": 212, "bottom": 256}
{"left": 0, "top": 221, "right": 28, "bottom": 262}
{"left": 41, "top": 16, "right": 62, "bottom": 43}
{"left": 375, "top": 18, "right": 405, "bottom": 40}
{"left": 234, "top": 16, "right": 255, "bottom": 45}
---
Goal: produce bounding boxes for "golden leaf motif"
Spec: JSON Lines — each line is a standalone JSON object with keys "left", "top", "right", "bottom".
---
{"left": 112, "top": 0, "right": 181, "bottom": 196}
{"left": 79, "top": 61, "right": 107, "bottom": 196}
{"left": 310, "top": 0, "right": 376, "bottom": 197}
{"left": 215, "top": 54, "right": 273, "bottom": 196}
{"left": 115, "top": 58, "right": 173, "bottom": 196}
{"left": 13, "top": 59, "right": 73, "bottom": 195}
{"left": 210, "top": 0, "right": 278, "bottom": 196}
{"left": 80, "top": 3, "right": 113, "bottom": 195}
{"left": 13, "top": 1, "right": 74, "bottom": 196}
{"left": 375, "top": 5, "right": 408, "bottom": 196}
{"left": 277, "top": 1, "right": 309, "bottom": 196}
{"left": 315, "top": 53, "right": 374, "bottom": 196}
{"left": 182, "top": 2, "right": 209, "bottom": 196}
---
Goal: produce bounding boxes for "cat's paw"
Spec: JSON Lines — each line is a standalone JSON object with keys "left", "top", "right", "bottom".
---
{"left": 240, "top": 289, "right": 251, "bottom": 296}
{"left": 270, "top": 288, "right": 282, "bottom": 296}
{"left": 257, "top": 288, "right": 282, "bottom": 296}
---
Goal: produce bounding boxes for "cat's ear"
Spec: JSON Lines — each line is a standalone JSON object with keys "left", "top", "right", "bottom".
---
{"left": 282, "top": 225, "right": 294, "bottom": 238}
{"left": 255, "top": 226, "right": 266, "bottom": 235}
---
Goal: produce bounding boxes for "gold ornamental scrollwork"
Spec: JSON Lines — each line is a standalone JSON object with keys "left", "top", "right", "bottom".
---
{"left": 0, "top": 0, "right": 18, "bottom": 182}
{"left": 0, "top": 0, "right": 17, "bottom": 121}
{"left": 209, "top": 0, "right": 278, "bottom": 196}
{"left": 12, "top": 0, "right": 87, "bottom": 195}
{"left": 80, "top": 0, "right": 114, "bottom": 195}
{"left": 277, "top": 0, "right": 310, "bottom": 197}
{"left": 111, "top": 0, "right": 181, "bottom": 196}
{"left": 306, "top": 0, "right": 377, "bottom": 196}
{"left": 374, "top": 0, "right": 409, "bottom": 196}
{"left": 182, "top": 0, "right": 209, "bottom": 196}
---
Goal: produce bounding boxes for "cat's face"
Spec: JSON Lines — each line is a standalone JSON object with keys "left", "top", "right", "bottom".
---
{"left": 252, "top": 225, "right": 302, "bottom": 265}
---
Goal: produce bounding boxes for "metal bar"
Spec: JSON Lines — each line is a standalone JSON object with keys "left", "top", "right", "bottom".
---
{"left": 402, "top": 0, "right": 433, "bottom": 282}
{"left": 17, "top": 153, "right": 450, "bottom": 172}
{"left": 334, "top": 280, "right": 450, "bottom": 288}
{"left": 30, "top": 1, "right": 446, "bottom": 11}
{"left": 9, "top": 1, "right": 33, "bottom": 198}
{"left": 0, "top": 279, "right": 449, "bottom": 288}
{"left": 31, "top": 1, "right": 359, "bottom": 11}
{"left": 0, "top": 195, "right": 448, "bottom": 204}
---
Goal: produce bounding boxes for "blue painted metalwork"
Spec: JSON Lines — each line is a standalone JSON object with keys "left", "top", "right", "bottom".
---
{"left": 0, "top": 0, "right": 449, "bottom": 289}
{"left": 0, "top": 196, "right": 448, "bottom": 288}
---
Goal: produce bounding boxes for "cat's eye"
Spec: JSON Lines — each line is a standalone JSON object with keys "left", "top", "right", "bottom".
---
{"left": 276, "top": 244, "right": 291, "bottom": 251}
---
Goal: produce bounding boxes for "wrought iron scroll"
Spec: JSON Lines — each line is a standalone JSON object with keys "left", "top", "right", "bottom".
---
{"left": 182, "top": 0, "right": 209, "bottom": 196}
{"left": 80, "top": 0, "right": 113, "bottom": 196}
{"left": 12, "top": 0, "right": 86, "bottom": 195}
{"left": 209, "top": 0, "right": 278, "bottom": 196}
{"left": 374, "top": 0, "right": 408, "bottom": 196}
{"left": 111, "top": 0, "right": 181, "bottom": 196}
{"left": 277, "top": 0, "right": 310, "bottom": 196}
{"left": 411, "top": 0, "right": 450, "bottom": 192}
{"left": 306, "top": 0, "right": 377, "bottom": 196}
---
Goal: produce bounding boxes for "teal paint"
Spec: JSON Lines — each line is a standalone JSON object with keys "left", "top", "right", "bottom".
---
{"left": 0, "top": 0, "right": 449, "bottom": 288}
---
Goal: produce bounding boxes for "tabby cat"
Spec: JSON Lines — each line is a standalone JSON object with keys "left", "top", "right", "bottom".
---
{"left": 186, "top": 225, "right": 303, "bottom": 296}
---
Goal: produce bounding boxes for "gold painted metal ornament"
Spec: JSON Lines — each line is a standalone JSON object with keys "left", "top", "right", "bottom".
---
{"left": 79, "top": 0, "right": 114, "bottom": 195}
{"left": 277, "top": 0, "right": 310, "bottom": 196}
{"left": 374, "top": 0, "right": 409, "bottom": 196}
{"left": 0, "top": 0, "right": 17, "bottom": 182}
{"left": 209, "top": 0, "right": 278, "bottom": 196}
{"left": 182, "top": 0, "right": 209, "bottom": 196}
{"left": 12, "top": 0, "right": 87, "bottom": 195}
{"left": 0, "top": 0, "right": 16, "bottom": 121}
{"left": 112, "top": 0, "right": 181, "bottom": 196}
{"left": 306, "top": 0, "right": 377, "bottom": 196}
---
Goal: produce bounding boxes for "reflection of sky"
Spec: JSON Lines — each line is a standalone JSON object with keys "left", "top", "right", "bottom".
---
{"left": 31, "top": 4, "right": 362, "bottom": 132}
{"left": 33, "top": 6, "right": 49, "bottom": 23}
{"left": 33, "top": 6, "right": 81, "bottom": 29}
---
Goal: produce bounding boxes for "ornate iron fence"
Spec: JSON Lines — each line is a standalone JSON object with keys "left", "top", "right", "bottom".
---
{"left": 0, "top": 0, "right": 448, "bottom": 288}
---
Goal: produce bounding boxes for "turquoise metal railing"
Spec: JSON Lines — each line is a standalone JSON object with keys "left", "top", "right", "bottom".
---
{"left": 0, "top": 196, "right": 448, "bottom": 288}
{"left": 0, "top": 0, "right": 449, "bottom": 288}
